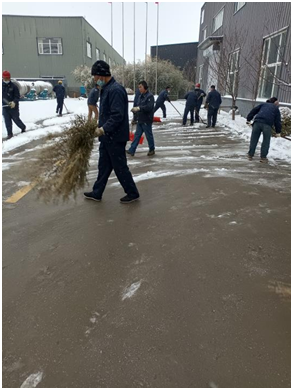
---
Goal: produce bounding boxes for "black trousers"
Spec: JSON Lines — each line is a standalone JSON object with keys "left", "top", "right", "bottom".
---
{"left": 194, "top": 104, "right": 201, "bottom": 122}
{"left": 56, "top": 97, "right": 64, "bottom": 115}
{"left": 93, "top": 141, "right": 139, "bottom": 199}
{"left": 207, "top": 107, "right": 219, "bottom": 127}
{"left": 154, "top": 102, "right": 166, "bottom": 118}
{"left": 183, "top": 105, "right": 194, "bottom": 125}
{"left": 2, "top": 107, "right": 26, "bottom": 136}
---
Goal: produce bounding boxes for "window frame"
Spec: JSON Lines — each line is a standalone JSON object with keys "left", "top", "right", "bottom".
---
{"left": 201, "top": 8, "right": 205, "bottom": 24}
{"left": 227, "top": 49, "right": 240, "bottom": 95}
{"left": 234, "top": 2, "right": 246, "bottom": 14}
{"left": 202, "top": 26, "right": 207, "bottom": 42}
{"left": 86, "top": 41, "right": 92, "bottom": 59}
{"left": 212, "top": 7, "right": 224, "bottom": 33}
{"left": 96, "top": 48, "right": 100, "bottom": 60}
{"left": 37, "top": 37, "right": 63, "bottom": 55}
{"left": 258, "top": 29, "right": 287, "bottom": 99}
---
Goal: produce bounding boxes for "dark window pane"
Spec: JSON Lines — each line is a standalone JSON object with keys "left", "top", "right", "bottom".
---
{"left": 268, "top": 35, "right": 280, "bottom": 64}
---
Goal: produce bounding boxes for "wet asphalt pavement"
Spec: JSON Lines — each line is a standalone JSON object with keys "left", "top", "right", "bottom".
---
{"left": 2, "top": 118, "right": 291, "bottom": 388}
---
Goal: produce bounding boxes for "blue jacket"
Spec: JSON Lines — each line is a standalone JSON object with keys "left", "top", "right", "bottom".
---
{"left": 87, "top": 87, "right": 100, "bottom": 106}
{"left": 247, "top": 103, "right": 282, "bottom": 133}
{"left": 136, "top": 90, "right": 155, "bottom": 124}
{"left": 184, "top": 91, "right": 198, "bottom": 108}
{"left": 156, "top": 89, "right": 170, "bottom": 105}
{"left": 194, "top": 88, "right": 206, "bottom": 106}
{"left": 98, "top": 77, "right": 129, "bottom": 143}
{"left": 53, "top": 84, "right": 65, "bottom": 99}
{"left": 2, "top": 80, "right": 20, "bottom": 108}
{"left": 206, "top": 89, "right": 222, "bottom": 109}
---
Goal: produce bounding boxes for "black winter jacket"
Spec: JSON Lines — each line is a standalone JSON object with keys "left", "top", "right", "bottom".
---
{"left": 194, "top": 88, "right": 206, "bottom": 106}
{"left": 136, "top": 90, "right": 155, "bottom": 124}
{"left": 156, "top": 89, "right": 170, "bottom": 105}
{"left": 53, "top": 84, "right": 65, "bottom": 99}
{"left": 2, "top": 80, "right": 20, "bottom": 108}
{"left": 247, "top": 103, "right": 282, "bottom": 133}
{"left": 98, "top": 77, "right": 129, "bottom": 143}
{"left": 206, "top": 89, "right": 222, "bottom": 109}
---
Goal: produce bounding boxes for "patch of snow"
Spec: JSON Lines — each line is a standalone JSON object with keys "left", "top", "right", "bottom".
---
{"left": 122, "top": 281, "right": 142, "bottom": 300}
{"left": 20, "top": 372, "right": 43, "bottom": 388}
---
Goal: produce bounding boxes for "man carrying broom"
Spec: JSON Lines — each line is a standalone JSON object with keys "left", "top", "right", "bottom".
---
{"left": 84, "top": 60, "right": 140, "bottom": 204}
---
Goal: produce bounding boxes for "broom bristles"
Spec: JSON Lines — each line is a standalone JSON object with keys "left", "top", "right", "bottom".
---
{"left": 33, "top": 115, "right": 97, "bottom": 202}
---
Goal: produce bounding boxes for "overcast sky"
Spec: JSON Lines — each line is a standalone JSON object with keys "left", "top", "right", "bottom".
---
{"left": 2, "top": 1, "right": 204, "bottom": 63}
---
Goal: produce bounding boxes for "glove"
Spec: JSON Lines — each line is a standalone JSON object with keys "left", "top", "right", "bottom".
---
{"left": 9, "top": 101, "right": 16, "bottom": 109}
{"left": 95, "top": 126, "right": 105, "bottom": 137}
{"left": 131, "top": 119, "right": 137, "bottom": 125}
{"left": 276, "top": 133, "right": 281, "bottom": 137}
{"left": 200, "top": 93, "right": 205, "bottom": 97}
{"left": 131, "top": 107, "right": 140, "bottom": 113}
{"left": 246, "top": 121, "right": 252, "bottom": 126}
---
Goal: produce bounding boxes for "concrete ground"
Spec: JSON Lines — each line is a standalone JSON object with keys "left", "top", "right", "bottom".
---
{"left": 2, "top": 118, "right": 291, "bottom": 388}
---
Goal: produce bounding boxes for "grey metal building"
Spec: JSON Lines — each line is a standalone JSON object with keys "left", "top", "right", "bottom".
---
{"left": 150, "top": 42, "right": 198, "bottom": 71}
{"left": 196, "top": 2, "right": 291, "bottom": 115}
{"left": 2, "top": 15, "right": 125, "bottom": 96}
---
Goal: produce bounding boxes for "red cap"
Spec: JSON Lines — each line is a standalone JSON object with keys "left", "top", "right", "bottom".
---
{"left": 195, "top": 83, "right": 200, "bottom": 88}
{"left": 2, "top": 70, "right": 11, "bottom": 78}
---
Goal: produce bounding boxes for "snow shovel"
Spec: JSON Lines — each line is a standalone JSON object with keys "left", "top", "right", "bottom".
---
{"left": 194, "top": 106, "right": 207, "bottom": 125}
{"left": 129, "top": 122, "right": 144, "bottom": 144}
{"left": 153, "top": 116, "right": 161, "bottom": 122}
{"left": 63, "top": 102, "right": 70, "bottom": 114}
{"left": 168, "top": 101, "right": 182, "bottom": 117}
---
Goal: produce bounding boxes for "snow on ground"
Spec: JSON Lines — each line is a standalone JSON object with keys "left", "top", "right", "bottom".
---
{"left": 2, "top": 97, "right": 291, "bottom": 164}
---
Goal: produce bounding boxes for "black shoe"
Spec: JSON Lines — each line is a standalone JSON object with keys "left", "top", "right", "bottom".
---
{"left": 126, "top": 150, "right": 135, "bottom": 156}
{"left": 206, "top": 125, "right": 210, "bottom": 128}
{"left": 120, "top": 195, "right": 140, "bottom": 204}
{"left": 212, "top": 125, "right": 216, "bottom": 128}
{"left": 147, "top": 150, "right": 155, "bottom": 156}
{"left": 21, "top": 126, "right": 26, "bottom": 133}
{"left": 84, "top": 192, "right": 102, "bottom": 202}
{"left": 260, "top": 157, "right": 268, "bottom": 163}
{"left": 247, "top": 154, "right": 253, "bottom": 161}
{"left": 7, "top": 134, "right": 13, "bottom": 140}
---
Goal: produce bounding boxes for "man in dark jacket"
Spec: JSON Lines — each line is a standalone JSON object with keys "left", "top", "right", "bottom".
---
{"left": 205, "top": 85, "right": 222, "bottom": 128}
{"left": 131, "top": 88, "right": 141, "bottom": 124}
{"left": 247, "top": 97, "right": 282, "bottom": 162}
{"left": 127, "top": 81, "right": 155, "bottom": 156}
{"left": 84, "top": 60, "right": 140, "bottom": 204}
{"left": 194, "top": 83, "right": 206, "bottom": 123}
{"left": 87, "top": 84, "right": 100, "bottom": 121}
{"left": 53, "top": 80, "right": 66, "bottom": 116}
{"left": 182, "top": 90, "right": 197, "bottom": 126}
{"left": 153, "top": 86, "right": 171, "bottom": 118}
{"left": 2, "top": 70, "right": 26, "bottom": 139}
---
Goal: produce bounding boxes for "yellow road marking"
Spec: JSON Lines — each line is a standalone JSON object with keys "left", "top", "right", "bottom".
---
{"left": 4, "top": 183, "right": 36, "bottom": 204}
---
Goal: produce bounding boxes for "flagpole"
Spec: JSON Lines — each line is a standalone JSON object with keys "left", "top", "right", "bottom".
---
{"left": 111, "top": 2, "right": 113, "bottom": 46}
{"left": 122, "top": 2, "right": 125, "bottom": 86}
{"left": 145, "top": 2, "right": 148, "bottom": 81}
{"left": 155, "top": 2, "right": 159, "bottom": 95}
{"left": 133, "top": 2, "right": 136, "bottom": 93}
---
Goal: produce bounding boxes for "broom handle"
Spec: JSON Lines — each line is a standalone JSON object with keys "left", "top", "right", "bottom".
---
{"left": 168, "top": 101, "right": 182, "bottom": 117}
{"left": 63, "top": 101, "right": 69, "bottom": 113}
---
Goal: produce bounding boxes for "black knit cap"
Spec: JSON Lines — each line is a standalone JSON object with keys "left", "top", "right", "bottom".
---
{"left": 91, "top": 60, "right": 111, "bottom": 76}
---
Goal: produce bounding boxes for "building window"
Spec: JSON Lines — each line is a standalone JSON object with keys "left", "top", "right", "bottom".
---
{"left": 212, "top": 8, "right": 224, "bottom": 33}
{"left": 198, "top": 65, "right": 204, "bottom": 86}
{"left": 258, "top": 29, "right": 287, "bottom": 99}
{"left": 87, "top": 42, "right": 92, "bottom": 58}
{"left": 96, "top": 48, "right": 100, "bottom": 60}
{"left": 201, "top": 8, "right": 205, "bottom": 24}
{"left": 234, "top": 2, "right": 246, "bottom": 13}
{"left": 103, "top": 53, "right": 107, "bottom": 62}
{"left": 109, "top": 57, "right": 112, "bottom": 67}
{"left": 227, "top": 50, "right": 240, "bottom": 95}
{"left": 202, "top": 27, "right": 207, "bottom": 42}
{"left": 38, "top": 38, "right": 62, "bottom": 55}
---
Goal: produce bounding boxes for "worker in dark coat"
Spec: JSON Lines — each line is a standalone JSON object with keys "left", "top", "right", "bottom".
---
{"left": 2, "top": 70, "right": 26, "bottom": 139}
{"left": 247, "top": 97, "right": 282, "bottom": 162}
{"left": 53, "top": 80, "right": 66, "bottom": 116}
{"left": 153, "top": 86, "right": 171, "bottom": 118}
{"left": 87, "top": 84, "right": 100, "bottom": 121}
{"left": 182, "top": 90, "right": 197, "bottom": 126}
{"left": 205, "top": 85, "right": 222, "bottom": 128}
{"left": 127, "top": 80, "right": 155, "bottom": 156}
{"left": 194, "top": 83, "right": 206, "bottom": 122}
{"left": 84, "top": 60, "right": 140, "bottom": 204}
